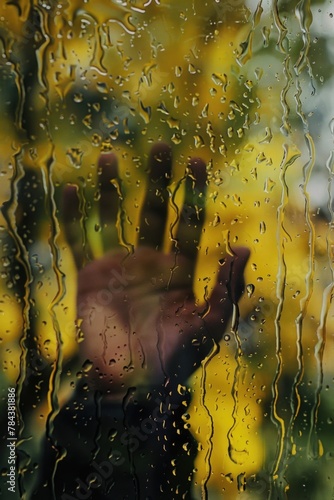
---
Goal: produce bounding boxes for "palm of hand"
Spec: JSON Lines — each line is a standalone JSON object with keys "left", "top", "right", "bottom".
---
{"left": 64, "top": 145, "right": 249, "bottom": 397}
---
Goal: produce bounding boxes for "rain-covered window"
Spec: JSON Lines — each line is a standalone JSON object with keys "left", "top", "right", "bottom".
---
{"left": 1, "top": 0, "right": 334, "bottom": 498}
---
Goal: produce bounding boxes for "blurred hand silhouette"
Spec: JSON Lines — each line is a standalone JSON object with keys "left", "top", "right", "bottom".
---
{"left": 32, "top": 144, "right": 250, "bottom": 499}
{"left": 63, "top": 144, "right": 249, "bottom": 398}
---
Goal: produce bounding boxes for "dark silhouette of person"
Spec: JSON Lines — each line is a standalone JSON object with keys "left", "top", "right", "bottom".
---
{"left": 33, "top": 144, "right": 249, "bottom": 499}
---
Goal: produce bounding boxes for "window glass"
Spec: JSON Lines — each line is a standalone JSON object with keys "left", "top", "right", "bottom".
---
{"left": 1, "top": 1, "right": 334, "bottom": 498}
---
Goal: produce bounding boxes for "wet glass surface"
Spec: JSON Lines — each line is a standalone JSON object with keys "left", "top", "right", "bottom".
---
{"left": 1, "top": 1, "right": 334, "bottom": 498}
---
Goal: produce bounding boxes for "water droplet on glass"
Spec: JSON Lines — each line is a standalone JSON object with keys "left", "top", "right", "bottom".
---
{"left": 329, "top": 118, "right": 334, "bottom": 135}
{"left": 194, "top": 135, "right": 205, "bottom": 148}
{"left": 82, "top": 359, "right": 93, "bottom": 372}
{"left": 73, "top": 93, "right": 83, "bottom": 103}
{"left": 66, "top": 148, "right": 84, "bottom": 168}
{"left": 175, "top": 66, "right": 183, "bottom": 77}
{"left": 246, "top": 284, "right": 255, "bottom": 298}
{"left": 108, "top": 428, "right": 118, "bottom": 441}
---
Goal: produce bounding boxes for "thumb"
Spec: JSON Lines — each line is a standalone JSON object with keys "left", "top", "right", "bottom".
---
{"left": 206, "top": 247, "right": 250, "bottom": 341}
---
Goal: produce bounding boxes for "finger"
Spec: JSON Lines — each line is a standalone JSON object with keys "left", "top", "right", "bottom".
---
{"left": 174, "top": 157, "right": 207, "bottom": 259}
{"left": 206, "top": 247, "right": 250, "bottom": 341}
{"left": 164, "top": 248, "right": 249, "bottom": 383}
{"left": 97, "top": 152, "right": 121, "bottom": 251}
{"left": 138, "top": 143, "right": 172, "bottom": 249}
{"left": 62, "top": 185, "right": 93, "bottom": 268}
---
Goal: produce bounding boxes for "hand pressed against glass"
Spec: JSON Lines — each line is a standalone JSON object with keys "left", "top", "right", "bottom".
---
{"left": 63, "top": 144, "right": 249, "bottom": 398}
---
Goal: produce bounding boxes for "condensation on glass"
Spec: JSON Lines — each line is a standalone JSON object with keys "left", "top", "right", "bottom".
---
{"left": 0, "top": 0, "right": 333, "bottom": 498}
